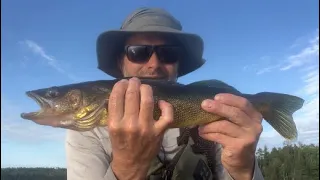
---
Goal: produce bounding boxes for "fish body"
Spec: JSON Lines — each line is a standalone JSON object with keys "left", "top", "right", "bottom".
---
{"left": 21, "top": 78, "right": 304, "bottom": 140}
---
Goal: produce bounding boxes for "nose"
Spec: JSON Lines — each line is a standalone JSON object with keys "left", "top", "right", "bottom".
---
{"left": 146, "top": 52, "right": 161, "bottom": 68}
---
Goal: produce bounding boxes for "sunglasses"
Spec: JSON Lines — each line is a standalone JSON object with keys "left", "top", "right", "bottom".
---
{"left": 124, "top": 45, "right": 182, "bottom": 64}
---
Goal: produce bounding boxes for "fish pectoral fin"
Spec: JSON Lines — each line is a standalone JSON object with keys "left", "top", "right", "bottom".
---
{"left": 74, "top": 103, "right": 103, "bottom": 119}
{"left": 73, "top": 101, "right": 107, "bottom": 130}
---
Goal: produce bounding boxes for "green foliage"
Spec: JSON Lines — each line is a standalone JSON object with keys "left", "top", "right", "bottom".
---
{"left": 256, "top": 143, "right": 319, "bottom": 180}
{"left": 1, "top": 143, "right": 318, "bottom": 180}
{"left": 1, "top": 167, "right": 66, "bottom": 180}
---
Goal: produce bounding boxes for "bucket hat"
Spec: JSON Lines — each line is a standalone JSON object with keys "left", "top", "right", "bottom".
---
{"left": 96, "top": 7, "right": 206, "bottom": 78}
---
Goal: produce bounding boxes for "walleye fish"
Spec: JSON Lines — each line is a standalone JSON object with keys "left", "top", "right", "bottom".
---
{"left": 20, "top": 78, "right": 304, "bottom": 140}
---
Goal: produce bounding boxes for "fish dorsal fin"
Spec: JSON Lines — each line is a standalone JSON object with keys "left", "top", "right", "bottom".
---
{"left": 187, "top": 79, "right": 241, "bottom": 94}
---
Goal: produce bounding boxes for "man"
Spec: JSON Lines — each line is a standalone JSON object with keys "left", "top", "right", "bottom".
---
{"left": 66, "top": 7, "right": 264, "bottom": 180}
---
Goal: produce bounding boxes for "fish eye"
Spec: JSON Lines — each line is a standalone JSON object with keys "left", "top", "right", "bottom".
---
{"left": 46, "top": 88, "right": 59, "bottom": 98}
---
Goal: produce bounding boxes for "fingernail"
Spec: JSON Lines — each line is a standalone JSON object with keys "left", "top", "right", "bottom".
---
{"left": 119, "top": 79, "right": 127, "bottom": 83}
{"left": 202, "top": 99, "right": 213, "bottom": 108}
{"left": 131, "top": 77, "right": 141, "bottom": 82}
{"left": 214, "top": 95, "right": 221, "bottom": 100}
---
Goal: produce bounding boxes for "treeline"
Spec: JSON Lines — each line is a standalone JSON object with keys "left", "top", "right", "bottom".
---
{"left": 1, "top": 143, "right": 319, "bottom": 180}
{"left": 256, "top": 143, "right": 319, "bottom": 180}
{"left": 1, "top": 167, "right": 66, "bottom": 180}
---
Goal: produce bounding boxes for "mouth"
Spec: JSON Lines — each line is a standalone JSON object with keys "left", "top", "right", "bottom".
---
{"left": 137, "top": 75, "right": 168, "bottom": 80}
{"left": 20, "top": 91, "right": 49, "bottom": 120}
{"left": 144, "top": 76, "right": 166, "bottom": 79}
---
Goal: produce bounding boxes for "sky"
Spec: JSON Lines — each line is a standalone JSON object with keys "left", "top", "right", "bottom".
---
{"left": 1, "top": 0, "right": 319, "bottom": 168}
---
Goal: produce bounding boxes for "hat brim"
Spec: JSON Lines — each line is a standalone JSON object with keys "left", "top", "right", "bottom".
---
{"left": 96, "top": 26, "right": 206, "bottom": 78}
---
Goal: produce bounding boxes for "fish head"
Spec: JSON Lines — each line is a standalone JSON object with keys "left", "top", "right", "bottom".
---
{"left": 21, "top": 85, "right": 85, "bottom": 127}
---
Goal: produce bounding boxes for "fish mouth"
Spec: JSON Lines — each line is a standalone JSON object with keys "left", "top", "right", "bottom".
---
{"left": 20, "top": 91, "right": 50, "bottom": 120}
{"left": 21, "top": 91, "right": 74, "bottom": 127}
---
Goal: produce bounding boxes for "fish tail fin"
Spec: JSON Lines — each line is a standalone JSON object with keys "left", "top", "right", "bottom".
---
{"left": 243, "top": 92, "right": 304, "bottom": 140}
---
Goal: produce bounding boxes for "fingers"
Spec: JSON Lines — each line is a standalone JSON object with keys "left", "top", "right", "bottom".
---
{"left": 107, "top": 77, "right": 172, "bottom": 170}
{"left": 199, "top": 120, "right": 245, "bottom": 138}
{"left": 124, "top": 77, "right": 141, "bottom": 119}
{"left": 201, "top": 99, "right": 252, "bottom": 128}
{"left": 107, "top": 77, "right": 173, "bottom": 137}
{"left": 108, "top": 79, "right": 129, "bottom": 125}
{"left": 154, "top": 100, "right": 174, "bottom": 135}
{"left": 139, "top": 84, "right": 155, "bottom": 128}
{"left": 215, "top": 93, "right": 263, "bottom": 122}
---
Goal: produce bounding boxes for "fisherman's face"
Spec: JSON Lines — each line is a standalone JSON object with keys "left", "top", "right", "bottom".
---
{"left": 119, "top": 33, "right": 180, "bottom": 81}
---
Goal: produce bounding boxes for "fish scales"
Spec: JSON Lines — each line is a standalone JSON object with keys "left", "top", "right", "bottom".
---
{"left": 20, "top": 78, "right": 305, "bottom": 141}
{"left": 149, "top": 81, "right": 226, "bottom": 128}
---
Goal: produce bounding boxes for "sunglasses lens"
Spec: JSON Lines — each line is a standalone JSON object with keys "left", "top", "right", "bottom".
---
{"left": 126, "top": 45, "right": 182, "bottom": 64}
{"left": 126, "top": 46, "right": 152, "bottom": 63}
{"left": 157, "top": 46, "right": 181, "bottom": 64}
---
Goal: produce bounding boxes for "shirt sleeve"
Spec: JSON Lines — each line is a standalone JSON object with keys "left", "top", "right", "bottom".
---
{"left": 65, "top": 129, "right": 118, "bottom": 180}
{"left": 214, "top": 143, "right": 264, "bottom": 180}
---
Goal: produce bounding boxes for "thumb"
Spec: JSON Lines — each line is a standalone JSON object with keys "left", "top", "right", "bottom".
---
{"left": 154, "top": 100, "right": 174, "bottom": 135}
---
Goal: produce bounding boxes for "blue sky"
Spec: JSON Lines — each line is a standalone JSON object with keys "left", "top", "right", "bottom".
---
{"left": 1, "top": 0, "right": 319, "bottom": 168}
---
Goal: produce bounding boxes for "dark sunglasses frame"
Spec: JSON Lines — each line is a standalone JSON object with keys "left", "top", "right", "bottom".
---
{"left": 124, "top": 45, "right": 183, "bottom": 64}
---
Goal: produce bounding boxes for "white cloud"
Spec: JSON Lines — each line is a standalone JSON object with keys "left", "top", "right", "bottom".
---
{"left": 19, "top": 40, "right": 79, "bottom": 82}
{"left": 258, "top": 30, "right": 319, "bottom": 149}
{"left": 23, "top": 40, "right": 64, "bottom": 72}
{"left": 294, "top": 70, "right": 319, "bottom": 131}
{"left": 289, "top": 29, "right": 319, "bottom": 50}
{"left": 242, "top": 56, "right": 274, "bottom": 74}
{"left": 293, "top": 77, "right": 318, "bottom": 144}
{"left": 301, "top": 70, "right": 319, "bottom": 96}
{"left": 256, "top": 64, "right": 280, "bottom": 75}
{"left": 250, "top": 29, "right": 319, "bottom": 76}
{"left": 280, "top": 37, "right": 319, "bottom": 71}
{"left": 1, "top": 96, "right": 66, "bottom": 144}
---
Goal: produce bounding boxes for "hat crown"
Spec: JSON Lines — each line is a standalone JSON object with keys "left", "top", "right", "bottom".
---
{"left": 120, "top": 8, "right": 182, "bottom": 31}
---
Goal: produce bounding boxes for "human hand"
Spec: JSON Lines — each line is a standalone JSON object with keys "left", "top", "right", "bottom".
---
{"left": 199, "top": 93, "right": 263, "bottom": 180}
{"left": 107, "top": 77, "right": 173, "bottom": 180}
